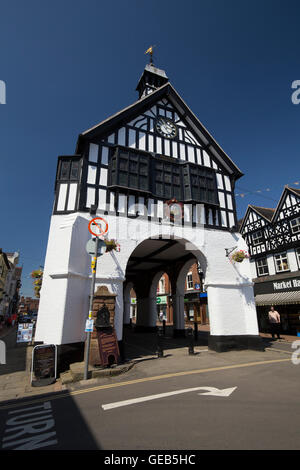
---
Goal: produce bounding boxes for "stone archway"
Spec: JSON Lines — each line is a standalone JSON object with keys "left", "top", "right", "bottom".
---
{"left": 124, "top": 235, "right": 206, "bottom": 335}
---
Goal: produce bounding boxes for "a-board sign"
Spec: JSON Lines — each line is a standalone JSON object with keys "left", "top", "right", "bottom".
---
{"left": 17, "top": 323, "right": 33, "bottom": 343}
{"left": 31, "top": 344, "right": 57, "bottom": 387}
{"left": 97, "top": 328, "right": 120, "bottom": 366}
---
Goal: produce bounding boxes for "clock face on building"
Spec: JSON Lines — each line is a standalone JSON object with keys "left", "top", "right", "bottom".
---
{"left": 155, "top": 117, "right": 178, "bottom": 139}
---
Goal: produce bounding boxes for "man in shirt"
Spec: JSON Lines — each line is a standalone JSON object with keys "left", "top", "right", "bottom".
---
{"left": 268, "top": 306, "right": 282, "bottom": 340}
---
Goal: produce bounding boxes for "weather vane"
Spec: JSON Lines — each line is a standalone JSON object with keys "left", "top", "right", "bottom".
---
{"left": 145, "top": 45, "right": 156, "bottom": 65}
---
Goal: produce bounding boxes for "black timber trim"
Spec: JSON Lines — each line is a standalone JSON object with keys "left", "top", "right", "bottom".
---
{"left": 75, "top": 83, "right": 243, "bottom": 180}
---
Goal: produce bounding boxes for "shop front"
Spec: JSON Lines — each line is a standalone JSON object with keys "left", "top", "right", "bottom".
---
{"left": 254, "top": 273, "right": 300, "bottom": 334}
{"left": 184, "top": 291, "right": 208, "bottom": 325}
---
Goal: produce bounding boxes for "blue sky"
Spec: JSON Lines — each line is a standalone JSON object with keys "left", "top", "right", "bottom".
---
{"left": 0, "top": 0, "right": 300, "bottom": 296}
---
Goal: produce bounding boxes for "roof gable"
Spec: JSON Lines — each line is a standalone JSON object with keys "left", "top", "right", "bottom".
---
{"left": 272, "top": 186, "right": 300, "bottom": 222}
{"left": 76, "top": 83, "right": 243, "bottom": 179}
{"left": 240, "top": 205, "right": 273, "bottom": 233}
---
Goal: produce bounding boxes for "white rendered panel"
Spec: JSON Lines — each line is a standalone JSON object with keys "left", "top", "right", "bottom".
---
{"left": 219, "top": 192, "right": 226, "bottom": 208}
{"left": 227, "top": 194, "right": 233, "bottom": 210}
{"left": 67, "top": 183, "right": 77, "bottom": 211}
{"left": 129, "top": 129, "right": 136, "bottom": 148}
{"left": 118, "top": 127, "right": 126, "bottom": 146}
{"left": 224, "top": 175, "right": 231, "bottom": 191}
{"left": 172, "top": 141, "right": 178, "bottom": 158}
{"left": 98, "top": 189, "right": 107, "bottom": 210}
{"left": 99, "top": 168, "right": 108, "bottom": 186}
{"left": 57, "top": 184, "right": 68, "bottom": 211}
{"left": 87, "top": 165, "right": 97, "bottom": 185}
{"left": 148, "top": 134, "right": 154, "bottom": 152}
{"left": 101, "top": 146, "right": 109, "bottom": 165}
{"left": 118, "top": 194, "right": 126, "bottom": 213}
{"left": 89, "top": 143, "right": 99, "bottom": 163}
{"left": 216, "top": 174, "right": 224, "bottom": 189}
{"left": 203, "top": 150, "right": 211, "bottom": 167}
{"left": 128, "top": 195, "right": 136, "bottom": 215}
{"left": 138, "top": 132, "right": 146, "bottom": 151}
{"left": 156, "top": 137, "right": 162, "bottom": 154}
{"left": 187, "top": 146, "right": 195, "bottom": 163}
{"left": 86, "top": 187, "right": 95, "bottom": 208}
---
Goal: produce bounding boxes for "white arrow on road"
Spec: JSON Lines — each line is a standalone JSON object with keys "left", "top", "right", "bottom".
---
{"left": 101, "top": 386, "right": 237, "bottom": 411}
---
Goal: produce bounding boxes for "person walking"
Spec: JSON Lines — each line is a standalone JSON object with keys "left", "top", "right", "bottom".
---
{"left": 268, "top": 306, "right": 282, "bottom": 340}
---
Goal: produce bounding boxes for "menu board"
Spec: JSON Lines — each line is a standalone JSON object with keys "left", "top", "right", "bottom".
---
{"left": 31, "top": 344, "right": 57, "bottom": 386}
{"left": 17, "top": 323, "right": 33, "bottom": 343}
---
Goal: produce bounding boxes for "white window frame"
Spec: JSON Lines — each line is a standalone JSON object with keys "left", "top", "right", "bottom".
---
{"left": 290, "top": 217, "right": 300, "bottom": 234}
{"left": 187, "top": 272, "right": 193, "bottom": 290}
{"left": 252, "top": 230, "right": 263, "bottom": 246}
{"left": 256, "top": 257, "right": 269, "bottom": 277}
{"left": 274, "top": 252, "right": 289, "bottom": 272}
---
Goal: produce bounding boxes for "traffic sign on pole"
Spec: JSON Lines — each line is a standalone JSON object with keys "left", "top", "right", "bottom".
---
{"left": 85, "top": 238, "right": 106, "bottom": 257}
{"left": 88, "top": 217, "right": 108, "bottom": 237}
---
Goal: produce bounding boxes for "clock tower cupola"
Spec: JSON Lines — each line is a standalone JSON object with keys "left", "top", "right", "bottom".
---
{"left": 136, "top": 63, "right": 169, "bottom": 99}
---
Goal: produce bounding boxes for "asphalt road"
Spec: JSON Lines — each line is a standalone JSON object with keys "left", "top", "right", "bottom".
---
{"left": 0, "top": 354, "right": 299, "bottom": 451}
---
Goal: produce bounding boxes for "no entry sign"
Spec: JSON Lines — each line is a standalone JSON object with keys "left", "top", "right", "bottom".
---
{"left": 88, "top": 217, "right": 108, "bottom": 237}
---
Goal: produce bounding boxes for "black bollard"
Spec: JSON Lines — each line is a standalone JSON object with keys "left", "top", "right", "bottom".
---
{"left": 194, "top": 322, "right": 198, "bottom": 341}
{"left": 157, "top": 327, "right": 164, "bottom": 358}
{"left": 162, "top": 319, "right": 166, "bottom": 336}
{"left": 187, "top": 328, "right": 194, "bottom": 355}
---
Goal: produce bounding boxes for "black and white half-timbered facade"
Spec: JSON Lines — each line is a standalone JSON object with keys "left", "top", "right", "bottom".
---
{"left": 35, "top": 63, "right": 260, "bottom": 353}
{"left": 240, "top": 186, "right": 300, "bottom": 334}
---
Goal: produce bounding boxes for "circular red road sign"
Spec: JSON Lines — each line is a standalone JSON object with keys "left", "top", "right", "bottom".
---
{"left": 88, "top": 217, "right": 108, "bottom": 237}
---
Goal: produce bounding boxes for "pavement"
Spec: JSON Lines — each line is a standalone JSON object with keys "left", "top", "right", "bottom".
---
{"left": 0, "top": 324, "right": 298, "bottom": 404}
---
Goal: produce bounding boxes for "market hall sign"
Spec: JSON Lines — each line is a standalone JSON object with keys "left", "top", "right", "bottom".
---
{"left": 254, "top": 276, "right": 300, "bottom": 295}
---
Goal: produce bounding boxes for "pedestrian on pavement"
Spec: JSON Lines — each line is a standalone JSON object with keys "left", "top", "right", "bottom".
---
{"left": 268, "top": 305, "right": 282, "bottom": 340}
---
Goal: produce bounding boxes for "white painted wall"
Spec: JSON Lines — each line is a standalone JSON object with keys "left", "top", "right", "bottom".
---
{"left": 36, "top": 211, "right": 259, "bottom": 345}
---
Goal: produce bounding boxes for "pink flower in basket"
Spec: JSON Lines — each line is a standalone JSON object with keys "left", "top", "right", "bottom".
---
{"left": 229, "top": 249, "right": 250, "bottom": 263}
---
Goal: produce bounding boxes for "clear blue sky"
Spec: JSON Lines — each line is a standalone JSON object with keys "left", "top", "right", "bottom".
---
{"left": 1, "top": 0, "right": 300, "bottom": 296}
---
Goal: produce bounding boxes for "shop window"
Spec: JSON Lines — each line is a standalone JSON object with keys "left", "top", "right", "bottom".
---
{"left": 274, "top": 252, "right": 289, "bottom": 272}
{"left": 290, "top": 216, "right": 300, "bottom": 234}
{"left": 256, "top": 257, "right": 269, "bottom": 276}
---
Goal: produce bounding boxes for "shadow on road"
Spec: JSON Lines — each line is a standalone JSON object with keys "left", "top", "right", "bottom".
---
{"left": 0, "top": 389, "right": 101, "bottom": 450}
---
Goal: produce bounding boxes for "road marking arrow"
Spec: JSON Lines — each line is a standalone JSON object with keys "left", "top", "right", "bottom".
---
{"left": 101, "top": 386, "right": 237, "bottom": 411}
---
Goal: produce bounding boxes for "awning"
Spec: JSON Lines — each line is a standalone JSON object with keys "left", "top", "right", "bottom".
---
{"left": 255, "top": 291, "right": 300, "bottom": 306}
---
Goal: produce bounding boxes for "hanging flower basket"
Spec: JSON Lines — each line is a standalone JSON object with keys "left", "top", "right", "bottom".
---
{"left": 229, "top": 249, "right": 250, "bottom": 263}
{"left": 104, "top": 239, "right": 121, "bottom": 253}
{"left": 31, "top": 269, "right": 43, "bottom": 279}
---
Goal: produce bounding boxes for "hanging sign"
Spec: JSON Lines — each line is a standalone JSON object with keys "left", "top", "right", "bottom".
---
{"left": 85, "top": 238, "right": 107, "bottom": 257}
{"left": 88, "top": 217, "right": 108, "bottom": 238}
{"left": 31, "top": 344, "right": 57, "bottom": 387}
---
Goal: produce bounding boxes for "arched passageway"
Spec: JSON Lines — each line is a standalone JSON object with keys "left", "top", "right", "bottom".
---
{"left": 124, "top": 236, "right": 207, "bottom": 338}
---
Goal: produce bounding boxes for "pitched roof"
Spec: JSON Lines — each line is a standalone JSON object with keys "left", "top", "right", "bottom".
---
{"left": 249, "top": 205, "right": 275, "bottom": 221}
{"left": 75, "top": 82, "right": 244, "bottom": 179}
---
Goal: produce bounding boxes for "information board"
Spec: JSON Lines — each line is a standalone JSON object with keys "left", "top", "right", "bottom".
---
{"left": 17, "top": 323, "right": 33, "bottom": 343}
